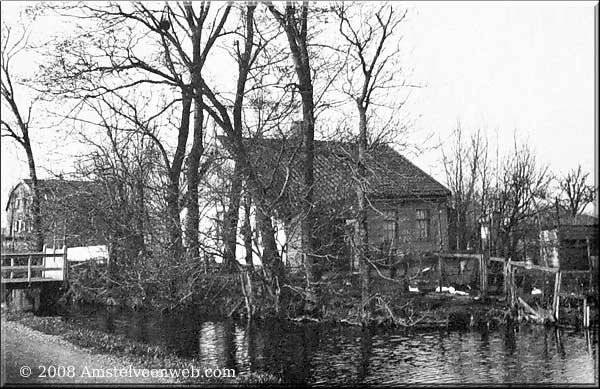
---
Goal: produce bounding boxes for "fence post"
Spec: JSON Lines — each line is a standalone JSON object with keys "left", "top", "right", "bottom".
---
{"left": 27, "top": 255, "right": 32, "bottom": 283}
{"left": 62, "top": 245, "right": 68, "bottom": 284}
{"left": 504, "top": 260, "right": 510, "bottom": 302}
{"left": 586, "top": 237, "right": 592, "bottom": 289}
{"left": 509, "top": 266, "right": 516, "bottom": 308}
{"left": 42, "top": 244, "right": 47, "bottom": 279}
{"left": 481, "top": 251, "right": 489, "bottom": 298}
{"left": 552, "top": 270, "right": 562, "bottom": 321}
{"left": 437, "top": 254, "right": 443, "bottom": 290}
{"left": 583, "top": 298, "right": 589, "bottom": 328}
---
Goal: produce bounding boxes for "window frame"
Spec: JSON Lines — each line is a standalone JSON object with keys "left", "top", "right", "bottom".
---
{"left": 382, "top": 210, "right": 397, "bottom": 244}
{"left": 416, "top": 209, "right": 431, "bottom": 241}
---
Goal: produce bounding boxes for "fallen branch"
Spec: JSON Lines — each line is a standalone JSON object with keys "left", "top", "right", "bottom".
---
{"left": 518, "top": 297, "right": 542, "bottom": 322}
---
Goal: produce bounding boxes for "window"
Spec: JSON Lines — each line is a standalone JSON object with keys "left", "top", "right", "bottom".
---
{"left": 382, "top": 210, "right": 396, "bottom": 243}
{"left": 416, "top": 209, "right": 430, "bottom": 241}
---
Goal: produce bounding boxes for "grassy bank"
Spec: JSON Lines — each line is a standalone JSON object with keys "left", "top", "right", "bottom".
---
{"left": 61, "top": 262, "right": 569, "bottom": 331}
{"left": 1, "top": 307, "right": 281, "bottom": 385}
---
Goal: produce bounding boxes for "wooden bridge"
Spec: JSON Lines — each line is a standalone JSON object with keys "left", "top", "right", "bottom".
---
{"left": 1, "top": 249, "right": 68, "bottom": 289}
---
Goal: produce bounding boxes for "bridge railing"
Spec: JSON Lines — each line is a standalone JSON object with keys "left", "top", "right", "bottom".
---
{"left": 1, "top": 250, "right": 67, "bottom": 283}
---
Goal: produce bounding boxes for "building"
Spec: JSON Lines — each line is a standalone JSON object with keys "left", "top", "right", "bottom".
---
{"left": 4, "top": 179, "right": 108, "bottom": 250}
{"left": 540, "top": 213, "right": 598, "bottom": 270}
{"left": 219, "top": 132, "right": 451, "bottom": 272}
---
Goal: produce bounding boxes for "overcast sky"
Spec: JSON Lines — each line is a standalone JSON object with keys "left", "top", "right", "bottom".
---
{"left": 1, "top": 1, "right": 597, "bottom": 227}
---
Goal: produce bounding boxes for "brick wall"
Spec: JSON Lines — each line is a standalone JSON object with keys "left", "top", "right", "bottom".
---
{"left": 282, "top": 197, "right": 450, "bottom": 271}
{"left": 367, "top": 198, "right": 449, "bottom": 253}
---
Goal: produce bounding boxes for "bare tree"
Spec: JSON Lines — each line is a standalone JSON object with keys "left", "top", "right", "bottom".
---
{"left": 267, "top": 1, "right": 319, "bottom": 313}
{"left": 37, "top": 2, "right": 230, "bottom": 262}
{"left": 558, "top": 164, "right": 595, "bottom": 216}
{"left": 442, "top": 124, "right": 488, "bottom": 252}
{"left": 491, "top": 140, "right": 551, "bottom": 259}
{"left": 1, "top": 17, "right": 44, "bottom": 251}
{"left": 333, "top": 1, "right": 407, "bottom": 320}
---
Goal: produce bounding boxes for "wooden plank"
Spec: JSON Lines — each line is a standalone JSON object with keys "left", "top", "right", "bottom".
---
{"left": 1, "top": 266, "right": 63, "bottom": 272}
{"left": 509, "top": 261, "right": 559, "bottom": 273}
{"left": 562, "top": 270, "right": 591, "bottom": 275}
{"left": 0, "top": 252, "right": 64, "bottom": 258}
{"left": 438, "top": 253, "right": 480, "bottom": 260}
{"left": 1, "top": 277, "right": 64, "bottom": 284}
{"left": 558, "top": 292, "right": 587, "bottom": 299}
{"left": 518, "top": 297, "right": 541, "bottom": 319}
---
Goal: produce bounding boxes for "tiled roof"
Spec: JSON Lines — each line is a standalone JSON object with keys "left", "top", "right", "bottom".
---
{"left": 241, "top": 137, "right": 450, "bottom": 208}
{"left": 23, "top": 179, "right": 103, "bottom": 200}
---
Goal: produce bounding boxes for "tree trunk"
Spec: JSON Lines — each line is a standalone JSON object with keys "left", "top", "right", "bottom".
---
{"left": 256, "top": 205, "right": 284, "bottom": 282}
{"left": 166, "top": 181, "right": 182, "bottom": 261}
{"left": 166, "top": 92, "right": 192, "bottom": 261}
{"left": 185, "top": 95, "right": 204, "bottom": 262}
{"left": 242, "top": 193, "right": 253, "bottom": 266}
{"left": 299, "top": 97, "right": 317, "bottom": 312}
{"left": 356, "top": 107, "right": 370, "bottom": 321}
{"left": 223, "top": 162, "right": 243, "bottom": 272}
{"left": 23, "top": 140, "right": 44, "bottom": 252}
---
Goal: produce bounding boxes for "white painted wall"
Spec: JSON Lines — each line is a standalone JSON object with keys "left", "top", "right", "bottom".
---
{"left": 43, "top": 245, "right": 108, "bottom": 280}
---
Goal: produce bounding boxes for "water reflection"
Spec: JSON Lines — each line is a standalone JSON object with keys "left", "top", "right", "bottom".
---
{"left": 60, "top": 306, "right": 598, "bottom": 384}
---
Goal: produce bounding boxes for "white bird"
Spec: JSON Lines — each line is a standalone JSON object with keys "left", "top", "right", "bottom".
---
{"left": 409, "top": 285, "right": 420, "bottom": 293}
{"left": 531, "top": 287, "right": 543, "bottom": 296}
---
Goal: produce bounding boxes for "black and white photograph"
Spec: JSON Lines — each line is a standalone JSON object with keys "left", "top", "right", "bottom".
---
{"left": 0, "top": 0, "right": 598, "bottom": 386}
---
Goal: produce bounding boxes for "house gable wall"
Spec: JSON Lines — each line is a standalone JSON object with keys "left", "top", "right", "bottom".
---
{"left": 368, "top": 197, "right": 449, "bottom": 253}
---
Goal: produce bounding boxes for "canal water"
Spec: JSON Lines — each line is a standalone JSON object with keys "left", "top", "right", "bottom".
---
{"left": 54, "top": 305, "right": 598, "bottom": 384}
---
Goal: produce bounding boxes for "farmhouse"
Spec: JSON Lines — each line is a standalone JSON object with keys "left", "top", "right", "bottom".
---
{"left": 218, "top": 127, "right": 451, "bottom": 271}
{"left": 4, "top": 179, "right": 108, "bottom": 251}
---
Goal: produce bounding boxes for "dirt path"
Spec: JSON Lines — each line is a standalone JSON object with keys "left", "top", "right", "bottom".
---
{"left": 1, "top": 318, "right": 177, "bottom": 386}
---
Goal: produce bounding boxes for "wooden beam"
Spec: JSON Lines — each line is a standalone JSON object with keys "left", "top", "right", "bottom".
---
{"left": 1, "top": 266, "right": 63, "bottom": 272}
{"left": 0, "top": 252, "right": 64, "bottom": 258}
{"left": 509, "top": 261, "right": 559, "bottom": 273}
{"left": 552, "top": 271, "right": 562, "bottom": 321}
{"left": 27, "top": 255, "right": 32, "bottom": 283}
{"left": 62, "top": 245, "right": 68, "bottom": 283}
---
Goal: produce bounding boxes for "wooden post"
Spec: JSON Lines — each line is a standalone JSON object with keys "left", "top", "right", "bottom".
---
{"left": 438, "top": 254, "right": 443, "bottom": 289}
{"left": 27, "top": 255, "right": 32, "bottom": 283}
{"left": 42, "top": 244, "right": 47, "bottom": 279}
{"left": 503, "top": 258, "right": 509, "bottom": 296}
{"left": 62, "top": 245, "right": 68, "bottom": 284}
{"left": 586, "top": 237, "right": 592, "bottom": 289}
{"left": 552, "top": 270, "right": 562, "bottom": 321}
{"left": 482, "top": 251, "right": 489, "bottom": 298}
{"left": 583, "top": 298, "right": 589, "bottom": 328}
{"left": 510, "top": 267, "right": 516, "bottom": 308}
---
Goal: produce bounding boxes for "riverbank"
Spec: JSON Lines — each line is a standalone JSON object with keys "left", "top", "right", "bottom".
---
{"left": 1, "top": 307, "right": 281, "bottom": 385}
{"left": 1, "top": 317, "right": 176, "bottom": 386}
